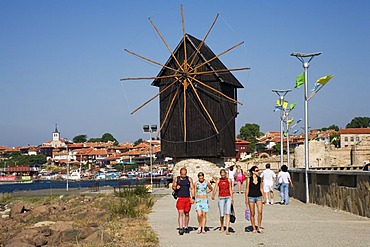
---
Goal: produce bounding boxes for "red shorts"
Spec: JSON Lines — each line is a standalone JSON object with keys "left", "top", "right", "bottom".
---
{"left": 176, "top": 197, "right": 191, "bottom": 212}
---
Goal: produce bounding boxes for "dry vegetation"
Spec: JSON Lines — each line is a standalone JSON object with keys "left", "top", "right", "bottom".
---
{"left": 0, "top": 186, "right": 159, "bottom": 247}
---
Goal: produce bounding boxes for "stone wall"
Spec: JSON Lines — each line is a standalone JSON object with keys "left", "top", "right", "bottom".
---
{"left": 289, "top": 169, "right": 370, "bottom": 218}
{"left": 172, "top": 159, "right": 222, "bottom": 182}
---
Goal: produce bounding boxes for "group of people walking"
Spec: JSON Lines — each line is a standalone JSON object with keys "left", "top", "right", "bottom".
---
{"left": 172, "top": 164, "right": 293, "bottom": 235}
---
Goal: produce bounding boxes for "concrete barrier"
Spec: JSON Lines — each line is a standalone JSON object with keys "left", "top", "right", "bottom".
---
{"left": 289, "top": 168, "right": 370, "bottom": 218}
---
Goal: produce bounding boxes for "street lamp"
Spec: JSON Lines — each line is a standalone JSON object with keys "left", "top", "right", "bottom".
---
{"left": 65, "top": 140, "right": 70, "bottom": 192}
{"left": 143, "top": 124, "right": 157, "bottom": 190}
{"left": 286, "top": 118, "right": 302, "bottom": 168}
{"left": 291, "top": 51, "right": 322, "bottom": 204}
{"left": 272, "top": 89, "right": 291, "bottom": 169}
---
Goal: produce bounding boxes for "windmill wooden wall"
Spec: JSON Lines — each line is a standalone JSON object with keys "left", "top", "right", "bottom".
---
{"left": 152, "top": 34, "right": 243, "bottom": 162}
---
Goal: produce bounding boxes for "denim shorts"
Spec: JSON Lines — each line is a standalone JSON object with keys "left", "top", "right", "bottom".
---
{"left": 248, "top": 196, "right": 263, "bottom": 203}
{"left": 218, "top": 197, "right": 231, "bottom": 216}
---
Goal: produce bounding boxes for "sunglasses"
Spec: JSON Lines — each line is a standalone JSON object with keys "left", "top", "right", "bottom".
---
{"left": 254, "top": 170, "right": 259, "bottom": 172}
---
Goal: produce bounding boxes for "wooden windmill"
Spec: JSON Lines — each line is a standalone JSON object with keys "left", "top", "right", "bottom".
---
{"left": 121, "top": 6, "right": 249, "bottom": 163}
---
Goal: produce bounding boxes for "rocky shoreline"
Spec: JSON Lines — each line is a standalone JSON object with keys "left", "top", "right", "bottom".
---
{"left": 0, "top": 188, "right": 158, "bottom": 247}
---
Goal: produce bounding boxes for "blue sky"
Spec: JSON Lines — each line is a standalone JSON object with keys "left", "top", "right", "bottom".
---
{"left": 1, "top": 0, "right": 369, "bottom": 147}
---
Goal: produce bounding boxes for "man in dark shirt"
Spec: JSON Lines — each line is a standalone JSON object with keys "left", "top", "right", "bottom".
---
{"left": 172, "top": 167, "right": 195, "bottom": 235}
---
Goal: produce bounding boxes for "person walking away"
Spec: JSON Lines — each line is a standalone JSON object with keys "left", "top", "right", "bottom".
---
{"left": 172, "top": 167, "right": 195, "bottom": 235}
{"left": 261, "top": 163, "right": 276, "bottom": 204}
{"left": 235, "top": 165, "right": 245, "bottom": 193}
{"left": 245, "top": 166, "right": 266, "bottom": 233}
{"left": 212, "top": 169, "right": 234, "bottom": 235}
{"left": 227, "top": 165, "right": 235, "bottom": 191}
{"left": 194, "top": 172, "right": 213, "bottom": 234}
{"left": 276, "top": 165, "right": 294, "bottom": 205}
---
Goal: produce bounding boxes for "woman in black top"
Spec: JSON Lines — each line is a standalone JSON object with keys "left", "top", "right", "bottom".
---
{"left": 245, "top": 166, "right": 266, "bottom": 233}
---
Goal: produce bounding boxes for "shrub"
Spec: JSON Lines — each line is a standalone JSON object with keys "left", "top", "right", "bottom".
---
{"left": 109, "top": 185, "right": 154, "bottom": 218}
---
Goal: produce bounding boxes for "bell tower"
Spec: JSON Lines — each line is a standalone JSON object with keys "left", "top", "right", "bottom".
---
{"left": 53, "top": 124, "right": 60, "bottom": 141}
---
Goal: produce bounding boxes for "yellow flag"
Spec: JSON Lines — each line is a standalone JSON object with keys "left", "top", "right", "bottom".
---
{"left": 316, "top": 75, "right": 333, "bottom": 85}
{"left": 287, "top": 118, "right": 294, "bottom": 125}
{"left": 276, "top": 99, "right": 288, "bottom": 109}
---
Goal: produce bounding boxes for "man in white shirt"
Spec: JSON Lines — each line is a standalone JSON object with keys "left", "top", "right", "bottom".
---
{"left": 261, "top": 163, "right": 276, "bottom": 204}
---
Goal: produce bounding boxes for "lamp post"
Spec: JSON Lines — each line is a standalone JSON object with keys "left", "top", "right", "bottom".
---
{"left": 272, "top": 89, "right": 291, "bottom": 169}
{"left": 66, "top": 141, "right": 69, "bottom": 192}
{"left": 291, "top": 52, "right": 322, "bottom": 204}
{"left": 286, "top": 118, "right": 302, "bottom": 168}
{"left": 143, "top": 124, "right": 157, "bottom": 190}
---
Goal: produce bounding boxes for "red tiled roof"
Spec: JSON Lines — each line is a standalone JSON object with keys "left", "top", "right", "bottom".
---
{"left": 88, "top": 149, "right": 108, "bottom": 155}
{"left": 339, "top": 128, "right": 370, "bottom": 135}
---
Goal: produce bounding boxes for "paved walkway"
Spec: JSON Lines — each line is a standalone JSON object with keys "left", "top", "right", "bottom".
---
{"left": 149, "top": 188, "right": 370, "bottom": 247}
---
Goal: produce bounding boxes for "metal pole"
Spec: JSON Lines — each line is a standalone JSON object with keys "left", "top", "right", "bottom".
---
{"left": 280, "top": 99, "right": 284, "bottom": 169}
{"left": 150, "top": 131, "right": 153, "bottom": 187}
{"left": 66, "top": 144, "right": 69, "bottom": 192}
{"left": 304, "top": 62, "right": 309, "bottom": 203}
{"left": 328, "top": 135, "right": 331, "bottom": 166}
{"left": 287, "top": 120, "right": 290, "bottom": 168}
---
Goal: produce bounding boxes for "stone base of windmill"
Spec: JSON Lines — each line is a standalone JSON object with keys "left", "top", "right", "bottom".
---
{"left": 172, "top": 159, "right": 224, "bottom": 183}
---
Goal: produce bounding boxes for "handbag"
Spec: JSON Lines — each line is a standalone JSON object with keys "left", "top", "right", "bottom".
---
{"left": 172, "top": 176, "right": 181, "bottom": 199}
{"left": 242, "top": 173, "right": 246, "bottom": 181}
{"left": 230, "top": 204, "right": 236, "bottom": 223}
{"left": 245, "top": 207, "right": 250, "bottom": 221}
{"left": 172, "top": 190, "right": 178, "bottom": 199}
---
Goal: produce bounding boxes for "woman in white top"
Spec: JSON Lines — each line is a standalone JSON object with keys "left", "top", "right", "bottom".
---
{"left": 276, "top": 165, "right": 293, "bottom": 205}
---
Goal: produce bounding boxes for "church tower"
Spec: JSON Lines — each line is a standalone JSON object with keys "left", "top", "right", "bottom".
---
{"left": 53, "top": 124, "right": 60, "bottom": 141}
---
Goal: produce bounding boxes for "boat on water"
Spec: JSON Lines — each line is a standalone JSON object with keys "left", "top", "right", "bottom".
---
{"left": 0, "top": 175, "right": 33, "bottom": 185}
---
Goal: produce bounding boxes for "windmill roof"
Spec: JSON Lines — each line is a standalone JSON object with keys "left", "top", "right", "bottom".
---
{"left": 152, "top": 33, "right": 244, "bottom": 89}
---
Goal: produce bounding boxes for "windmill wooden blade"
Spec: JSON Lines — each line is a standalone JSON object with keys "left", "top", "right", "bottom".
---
{"left": 194, "top": 41, "right": 244, "bottom": 70}
{"left": 188, "top": 13, "right": 219, "bottom": 67}
{"left": 189, "top": 67, "right": 250, "bottom": 78}
{"left": 124, "top": 49, "right": 180, "bottom": 74}
{"left": 181, "top": 5, "right": 188, "bottom": 72}
{"left": 183, "top": 82, "right": 187, "bottom": 142}
{"left": 156, "top": 83, "right": 181, "bottom": 138}
{"left": 120, "top": 73, "right": 181, "bottom": 81}
{"left": 191, "top": 76, "right": 243, "bottom": 105}
{"left": 148, "top": 17, "right": 184, "bottom": 71}
{"left": 130, "top": 78, "right": 180, "bottom": 115}
{"left": 188, "top": 79, "right": 219, "bottom": 134}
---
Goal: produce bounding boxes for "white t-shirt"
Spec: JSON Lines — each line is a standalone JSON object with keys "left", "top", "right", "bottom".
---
{"left": 228, "top": 170, "right": 235, "bottom": 182}
{"left": 261, "top": 169, "right": 276, "bottom": 185}
{"left": 277, "top": 171, "right": 291, "bottom": 184}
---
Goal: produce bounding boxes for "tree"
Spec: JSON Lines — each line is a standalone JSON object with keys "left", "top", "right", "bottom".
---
{"left": 134, "top": 138, "right": 143, "bottom": 146}
{"left": 73, "top": 135, "right": 87, "bottom": 143}
{"left": 88, "top": 137, "right": 102, "bottom": 142}
{"left": 320, "top": 125, "right": 339, "bottom": 131}
{"left": 238, "top": 123, "right": 264, "bottom": 153}
{"left": 346, "top": 116, "right": 370, "bottom": 128}
{"left": 101, "top": 133, "right": 118, "bottom": 145}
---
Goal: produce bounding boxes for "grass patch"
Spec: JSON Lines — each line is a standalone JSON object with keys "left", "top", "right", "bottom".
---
{"left": 109, "top": 185, "right": 155, "bottom": 219}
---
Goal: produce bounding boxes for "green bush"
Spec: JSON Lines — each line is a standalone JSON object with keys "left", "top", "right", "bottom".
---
{"left": 109, "top": 186, "right": 154, "bottom": 218}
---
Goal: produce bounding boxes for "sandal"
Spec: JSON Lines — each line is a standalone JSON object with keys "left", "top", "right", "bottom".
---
{"left": 226, "top": 231, "right": 231, "bottom": 235}
{"left": 257, "top": 228, "right": 264, "bottom": 234}
{"left": 252, "top": 229, "right": 257, "bottom": 233}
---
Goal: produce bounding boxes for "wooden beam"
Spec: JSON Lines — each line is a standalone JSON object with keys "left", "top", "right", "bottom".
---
{"left": 188, "top": 79, "right": 219, "bottom": 134}
{"left": 148, "top": 17, "right": 184, "bottom": 71}
{"left": 156, "top": 84, "right": 181, "bottom": 139}
{"left": 131, "top": 78, "right": 180, "bottom": 115}
{"left": 191, "top": 76, "right": 243, "bottom": 105}
{"left": 120, "top": 73, "right": 182, "bottom": 81}
{"left": 124, "top": 49, "right": 179, "bottom": 74}
{"left": 194, "top": 41, "right": 244, "bottom": 71}
{"left": 188, "top": 13, "right": 219, "bottom": 67}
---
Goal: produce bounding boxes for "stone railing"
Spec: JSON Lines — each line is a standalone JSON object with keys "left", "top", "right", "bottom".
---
{"left": 289, "top": 169, "right": 370, "bottom": 218}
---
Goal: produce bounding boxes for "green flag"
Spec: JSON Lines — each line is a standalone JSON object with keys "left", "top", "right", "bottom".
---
{"left": 295, "top": 72, "right": 305, "bottom": 89}
{"left": 289, "top": 103, "right": 296, "bottom": 111}
{"left": 316, "top": 75, "right": 333, "bottom": 85}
